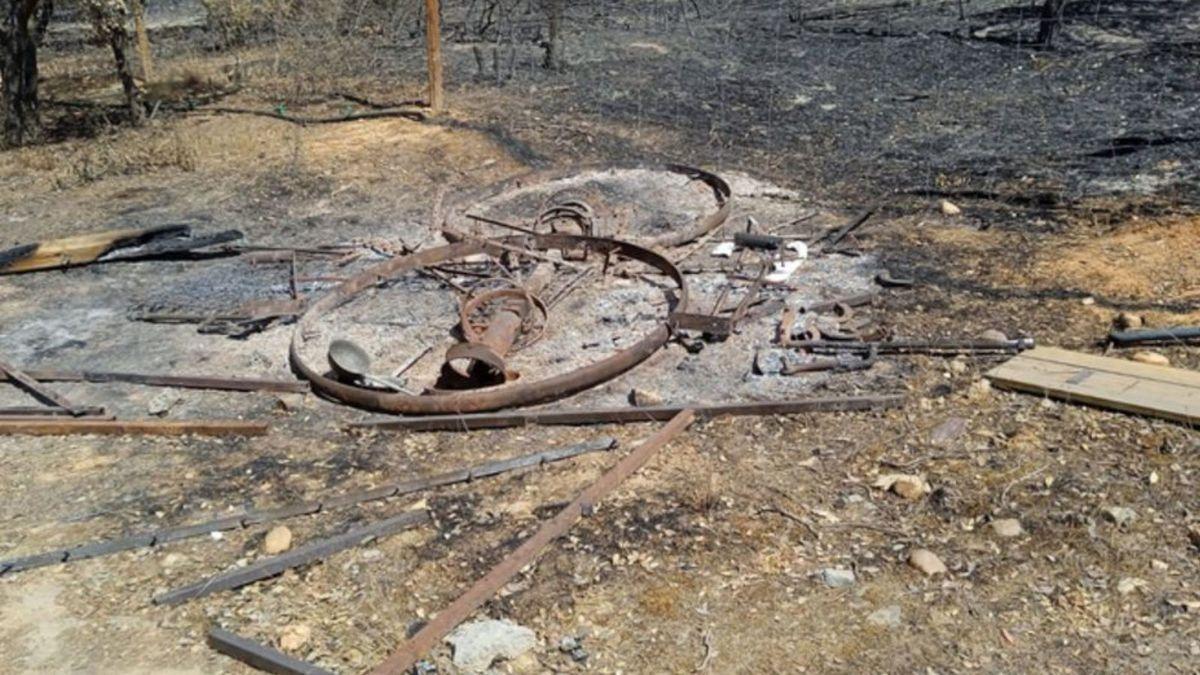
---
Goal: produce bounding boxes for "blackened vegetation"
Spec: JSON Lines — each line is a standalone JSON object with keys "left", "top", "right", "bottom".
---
{"left": 516, "top": 0, "right": 1198, "bottom": 220}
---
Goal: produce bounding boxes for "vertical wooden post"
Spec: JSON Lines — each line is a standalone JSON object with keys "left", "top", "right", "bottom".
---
{"left": 132, "top": 0, "right": 154, "bottom": 81}
{"left": 424, "top": 0, "right": 444, "bottom": 112}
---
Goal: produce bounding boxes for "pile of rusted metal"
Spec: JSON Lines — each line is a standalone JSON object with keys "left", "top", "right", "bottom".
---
{"left": 0, "top": 163, "right": 1044, "bottom": 674}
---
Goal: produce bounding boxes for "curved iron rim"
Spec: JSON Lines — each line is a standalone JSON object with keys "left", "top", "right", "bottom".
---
{"left": 290, "top": 233, "right": 688, "bottom": 415}
{"left": 440, "top": 162, "right": 732, "bottom": 249}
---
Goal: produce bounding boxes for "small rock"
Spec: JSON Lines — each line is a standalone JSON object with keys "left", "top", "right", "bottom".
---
{"left": 1115, "top": 312, "right": 1144, "bottom": 330}
{"left": 558, "top": 636, "right": 580, "bottom": 653}
{"left": 1103, "top": 506, "right": 1137, "bottom": 526}
{"left": 874, "top": 474, "right": 931, "bottom": 500}
{"left": 991, "top": 518, "right": 1024, "bottom": 538}
{"left": 908, "top": 549, "right": 947, "bottom": 576}
{"left": 867, "top": 605, "right": 902, "bottom": 628}
{"left": 819, "top": 568, "right": 857, "bottom": 588}
{"left": 1117, "top": 577, "right": 1147, "bottom": 595}
{"left": 977, "top": 329, "right": 1008, "bottom": 343}
{"left": 628, "top": 388, "right": 664, "bottom": 407}
{"left": 948, "top": 358, "right": 968, "bottom": 375}
{"left": 930, "top": 417, "right": 968, "bottom": 447}
{"left": 939, "top": 199, "right": 962, "bottom": 216}
{"left": 279, "top": 624, "right": 311, "bottom": 651}
{"left": 263, "top": 525, "right": 293, "bottom": 555}
{"left": 968, "top": 379, "right": 992, "bottom": 401}
{"left": 1150, "top": 559, "right": 1169, "bottom": 572}
{"left": 162, "top": 553, "right": 186, "bottom": 568}
{"left": 275, "top": 393, "right": 306, "bottom": 412}
{"left": 147, "top": 392, "right": 181, "bottom": 417}
{"left": 1081, "top": 296, "right": 1096, "bottom": 306}
{"left": 446, "top": 619, "right": 537, "bottom": 674}
{"left": 1131, "top": 351, "right": 1170, "bottom": 367}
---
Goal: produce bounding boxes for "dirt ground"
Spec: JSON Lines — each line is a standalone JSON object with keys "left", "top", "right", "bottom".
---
{"left": 1, "top": 1, "right": 1199, "bottom": 673}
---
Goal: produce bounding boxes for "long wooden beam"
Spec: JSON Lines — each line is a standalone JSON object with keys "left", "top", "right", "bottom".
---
{"left": 369, "top": 412, "right": 695, "bottom": 674}
{"left": 351, "top": 394, "right": 904, "bottom": 432}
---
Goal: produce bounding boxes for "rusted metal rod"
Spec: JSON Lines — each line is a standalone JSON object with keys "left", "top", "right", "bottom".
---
{"left": 0, "top": 357, "right": 91, "bottom": 416}
{"left": 369, "top": 412, "right": 696, "bottom": 675}
{"left": 155, "top": 510, "right": 430, "bottom": 605}
{"left": 0, "top": 438, "right": 615, "bottom": 577}
{"left": 4, "top": 369, "right": 309, "bottom": 394}
{"left": 208, "top": 628, "right": 334, "bottom": 675}
{"left": 0, "top": 419, "right": 269, "bottom": 437}
{"left": 352, "top": 395, "right": 902, "bottom": 432}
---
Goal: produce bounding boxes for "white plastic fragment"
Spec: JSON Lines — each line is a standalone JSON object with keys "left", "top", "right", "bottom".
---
{"left": 786, "top": 241, "right": 809, "bottom": 258}
{"left": 711, "top": 242, "right": 736, "bottom": 257}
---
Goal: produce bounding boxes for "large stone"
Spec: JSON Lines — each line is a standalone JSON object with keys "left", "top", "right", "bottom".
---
{"left": 447, "top": 619, "right": 537, "bottom": 674}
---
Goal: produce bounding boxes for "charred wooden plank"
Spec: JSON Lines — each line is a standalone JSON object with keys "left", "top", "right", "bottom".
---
{"left": 0, "top": 224, "right": 189, "bottom": 274}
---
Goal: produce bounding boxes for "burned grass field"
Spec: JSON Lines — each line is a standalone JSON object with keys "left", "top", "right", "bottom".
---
{"left": 0, "top": 1, "right": 1198, "bottom": 673}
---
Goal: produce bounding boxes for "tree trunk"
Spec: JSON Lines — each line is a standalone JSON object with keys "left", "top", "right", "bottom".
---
{"left": 109, "top": 28, "right": 145, "bottom": 125}
{"left": 1037, "top": 0, "right": 1068, "bottom": 47}
{"left": 1, "top": 0, "right": 42, "bottom": 147}
{"left": 542, "top": 0, "right": 564, "bottom": 71}
{"left": 423, "top": 0, "right": 443, "bottom": 112}
{"left": 131, "top": 0, "right": 152, "bottom": 81}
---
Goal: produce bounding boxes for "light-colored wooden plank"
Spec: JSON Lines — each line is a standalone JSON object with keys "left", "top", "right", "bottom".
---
{"left": 1017, "top": 346, "right": 1200, "bottom": 388}
{"left": 986, "top": 347, "right": 1200, "bottom": 425}
{"left": 0, "top": 225, "right": 187, "bottom": 274}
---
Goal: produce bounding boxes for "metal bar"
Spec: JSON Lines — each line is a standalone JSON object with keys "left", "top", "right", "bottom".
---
{"left": 0, "top": 419, "right": 269, "bottom": 437}
{"left": 154, "top": 510, "right": 430, "bottom": 605}
{"left": 788, "top": 338, "right": 1035, "bottom": 355}
{"left": 812, "top": 207, "right": 876, "bottom": 252}
{"left": 369, "top": 412, "right": 696, "bottom": 675}
{"left": 352, "top": 395, "right": 904, "bottom": 432}
{"left": 0, "top": 357, "right": 90, "bottom": 415}
{"left": 208, "top": 628, "right": 335, "bottom": 675}
{"left": 1109, "top": 326, "right": 1200, "bottom": 346}
{"left": 0, "top": 406, "right": 107, "bottom": 417}
{"left": 0, "top": 439, "right": 614, "bottom": 576}
{"left": 7, "top": 370, "right": 309, "bottom": 394}
{"left": 465, "top": 213, "right": 539, "bottom": 236}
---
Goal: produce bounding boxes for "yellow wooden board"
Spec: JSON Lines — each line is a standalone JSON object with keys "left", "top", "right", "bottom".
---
{"left": 0, "top": 225, "right": 187, "bottom": 274}
{"left": 986, "top": 346, "right": 1200, "bottom": 424}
